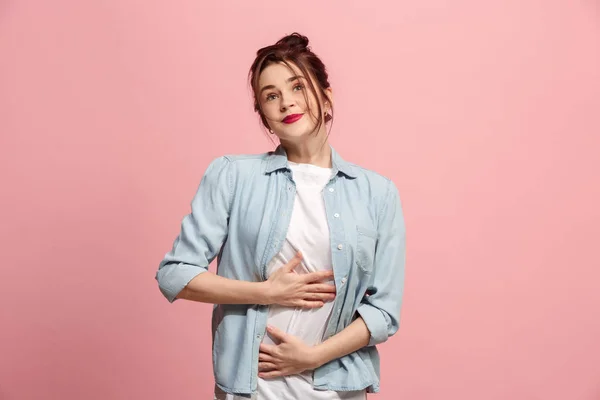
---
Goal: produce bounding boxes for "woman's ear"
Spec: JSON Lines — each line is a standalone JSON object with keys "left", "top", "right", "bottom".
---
{"left": 324, "top": 87, "right": 333, "bottom": 112}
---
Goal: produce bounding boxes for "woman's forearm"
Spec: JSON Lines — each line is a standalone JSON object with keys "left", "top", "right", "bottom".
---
{"left": 176, "top": 271, "right": 269, "bottom": 305}
{"left": 312, "top": 317, "right": 371, "bottom": 368}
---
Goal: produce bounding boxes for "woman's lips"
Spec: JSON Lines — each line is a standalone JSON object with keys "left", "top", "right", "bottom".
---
{"left": 282, "top": 114, "right": 303, "bottom": 124}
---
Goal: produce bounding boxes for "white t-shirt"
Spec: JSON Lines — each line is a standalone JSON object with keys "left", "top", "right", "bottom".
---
{"left": 217, "top": 162, "right": 366, "bottom": 400}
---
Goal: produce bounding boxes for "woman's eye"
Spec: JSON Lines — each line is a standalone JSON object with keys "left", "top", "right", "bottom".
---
{"left": 293, "top": 84, "right": 304, "bottom": 91}
{"left": 266, "top": 94, "right": 277, "bottom": 101}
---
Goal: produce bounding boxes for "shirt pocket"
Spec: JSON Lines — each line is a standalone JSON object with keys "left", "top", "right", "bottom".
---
{"left": 355, "top": 225, "right": 378, "bottom": 273}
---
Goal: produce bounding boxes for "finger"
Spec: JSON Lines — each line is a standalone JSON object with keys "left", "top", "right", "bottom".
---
{"left": 302, "top": 292, "right": 336, "bottom": 302}
{"left": 258, "top": 352, "right": 276, "bottom": 363}
{"left": 266, "top": 325, "right": 288, "bottom": 342}
{"left": 258, "top": 362, "right": 277, "bottom": 372}
{"left": 307, "top": 283, "right": 337, "bottom": 294}
{"left": 259, "top": 343, "right": 277, "bottom": 355}
{"left": 302, "top": 270, "right": 334, "bottom": 283}
{"left": 297, "top": 300, "right": 324, "bottom": 309}
{"left": 284, "top": 251, "right": 303, "bottom": 272}
{"left": 259, "top": 370, "right": 284, "bottom": 379}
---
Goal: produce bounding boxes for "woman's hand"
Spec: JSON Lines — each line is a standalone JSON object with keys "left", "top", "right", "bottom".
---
{"left": 258, "top": 326, "right": 322, "bottom": 378}
{"left": 263, "top": 251, "right": 336, "bottom": 308}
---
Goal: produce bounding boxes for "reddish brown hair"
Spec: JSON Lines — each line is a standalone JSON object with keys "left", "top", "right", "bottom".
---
{"left": 248, "top": 33, "right": 333, "bottom": 138}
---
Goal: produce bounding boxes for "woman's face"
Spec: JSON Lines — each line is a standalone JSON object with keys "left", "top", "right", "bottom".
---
{"left": 257, "top": 62, "right": 332, "bottom": 142}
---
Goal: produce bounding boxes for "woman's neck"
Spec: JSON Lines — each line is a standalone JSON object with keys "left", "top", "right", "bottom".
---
{"left": 281, "top": 139, "right": 332, "bottom": 168}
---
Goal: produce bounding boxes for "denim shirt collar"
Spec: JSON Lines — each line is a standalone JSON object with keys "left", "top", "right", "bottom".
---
{"left": 265, "top": 144, "right": 358, "bottom": 178}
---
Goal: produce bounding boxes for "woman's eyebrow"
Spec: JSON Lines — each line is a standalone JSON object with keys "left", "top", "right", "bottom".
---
{"left": 260, "top": 76, "right": 306, "bottom": 94}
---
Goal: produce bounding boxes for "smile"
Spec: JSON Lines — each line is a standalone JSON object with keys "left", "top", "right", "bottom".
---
{"left": 282, "top": 114, "right": 303, "bottom": 124}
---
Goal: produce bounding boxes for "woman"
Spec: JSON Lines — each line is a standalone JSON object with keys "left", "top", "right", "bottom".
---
{"left": 156, "top": 33, "right": 406, "bottom": 399}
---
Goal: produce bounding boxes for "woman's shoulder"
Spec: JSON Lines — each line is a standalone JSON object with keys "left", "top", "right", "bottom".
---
{"left": 202, "top": 151, "right": 272, "bottom": 181}
{"left": 331, "top": 147, "right": 395, "bottom": 192}
{"left": 222, "top": 152, "right": 270, "bottom": 162}
{"left": 205, "top": 151, "right": 271, "bottom": 167}
{"left": 351, "top": 162, "right": 392, "bottom": 182}
{"left": 346, "top": 161, "right": 398, "bottom": 194}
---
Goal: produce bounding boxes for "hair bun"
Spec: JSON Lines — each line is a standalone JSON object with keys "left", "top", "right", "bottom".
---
{"left": 276, "top": 32, "right": 310, "bottom": 52}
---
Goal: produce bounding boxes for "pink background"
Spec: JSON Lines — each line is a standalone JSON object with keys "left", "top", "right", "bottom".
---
{"left": 1, "top": 1, "right": 599, "bottom": 399}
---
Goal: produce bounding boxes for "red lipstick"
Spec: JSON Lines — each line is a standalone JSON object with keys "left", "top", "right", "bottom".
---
{"left": 282, "top": 114, "right": 303, "bottom": 124}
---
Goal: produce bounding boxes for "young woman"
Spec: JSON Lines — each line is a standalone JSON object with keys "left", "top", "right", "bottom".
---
{"left": 155, "top": 33, "right": 406, "bottom": 400}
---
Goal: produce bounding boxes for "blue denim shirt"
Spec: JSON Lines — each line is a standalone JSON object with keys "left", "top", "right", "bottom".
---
{"left": 155, "top": 145, "right": 406, "bottom": 397}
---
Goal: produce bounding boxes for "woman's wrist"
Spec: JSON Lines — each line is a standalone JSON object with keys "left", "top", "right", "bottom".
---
{"left": 308, "top": 318, "right": 371, "bottom": 369}
{"left": 308, "top": 344, "right": 328, "bottom": 369}
{"left": 257, "top": 280, "right": 274, "bottom": 305}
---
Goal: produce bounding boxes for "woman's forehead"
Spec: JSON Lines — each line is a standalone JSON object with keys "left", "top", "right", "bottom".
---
{"left": 259, "top": 62, "right": 305, "bottom": 86}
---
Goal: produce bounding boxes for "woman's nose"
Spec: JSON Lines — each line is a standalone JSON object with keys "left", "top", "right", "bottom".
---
{"left": 280, "top": 92, "right": 296, "bottom": 112}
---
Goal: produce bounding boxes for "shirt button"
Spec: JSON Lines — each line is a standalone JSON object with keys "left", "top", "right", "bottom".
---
{"left": 337, "top": 244, "right": 343, "bottom": 250}
{"left": 341, "top": 277, "right": 347, "bottom": 284}
{"left": 328, "top": 188, "right": 335, "bottom": 192}
{"left": 334, "top": 213, "right": 340, "bottom": 218}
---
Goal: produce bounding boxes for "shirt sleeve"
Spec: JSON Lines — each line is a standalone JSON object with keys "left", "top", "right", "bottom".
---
{"left": 356, "top": 179, "right": 406, "bottom": 346}
{"left": 155, "top": 156, "right": 232, "bottom": 303}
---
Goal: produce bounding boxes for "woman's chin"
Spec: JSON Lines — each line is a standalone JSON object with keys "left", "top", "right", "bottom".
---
{"left": 274, "top": 124, "right": 319, "bottom": 141}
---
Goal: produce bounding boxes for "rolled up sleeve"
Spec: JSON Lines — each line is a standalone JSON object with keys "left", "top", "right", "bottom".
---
{"left": 356, "top": 180, "right": 406, "bottom": 346}
{"left": 155, "top": 156, "right": 232, "bottom": 303}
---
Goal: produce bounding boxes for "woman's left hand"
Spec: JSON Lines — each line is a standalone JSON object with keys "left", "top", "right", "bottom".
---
{"left": 258, "top": 326, "right": 321, "bottom": 378}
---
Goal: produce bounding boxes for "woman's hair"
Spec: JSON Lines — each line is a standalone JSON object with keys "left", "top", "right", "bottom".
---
{"left": 248, "top": 33, "right": 333, "bottom": 139}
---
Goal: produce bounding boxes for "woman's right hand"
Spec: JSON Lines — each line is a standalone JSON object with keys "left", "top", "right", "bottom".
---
{"left": 263, "top": 252, "right": 336, "bottom": 308}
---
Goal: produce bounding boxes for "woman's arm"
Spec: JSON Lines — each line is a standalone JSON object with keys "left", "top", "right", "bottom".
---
{"left": 354, "top": 179, "right": 406, "bottom": 346}
{"left": 258, "top": 317, "right": 370, "bottom": 377}
{"left": 176, "top": 271, "right": 270, "bottom": 304}
{"left": 310, "top": 317, "right": 370, "bottom": 367}
{"left": 177, "top": 255, "right": 336, "bottom": 308}
{"left": 156, "top": 157, "right": 232, "bottom": 303}
{"left": 155, "top": 157, "right": 336, "bottom": 307}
